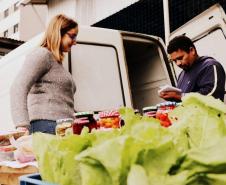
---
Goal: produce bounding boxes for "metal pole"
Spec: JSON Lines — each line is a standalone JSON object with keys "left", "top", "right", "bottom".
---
{"left": 163, "top": 0, "right": 170, "bottom": 46}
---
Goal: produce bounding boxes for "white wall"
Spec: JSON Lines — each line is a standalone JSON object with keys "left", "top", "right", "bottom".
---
{"left": 0, "top": 0, "right": 20, "bottom": 38}
{"left": 76, "top": 0, "right": 139, "bottom": 25}
{"left": 0, "top": 0, "right": 19, "bottom": 12}
{"left": 19, "top": 4, "right": 48, "bottom": 41}
{"left": 16, "top": 0, "right": 139, "bottom": 40}
{"left": 47, "top": 0, "right": 139, "bottom": 25}
{"left": 0, "top": 10, "right": 20, "bottom": 34}
{"left": 48, "top": 0, "right": 76, "bottom": 21}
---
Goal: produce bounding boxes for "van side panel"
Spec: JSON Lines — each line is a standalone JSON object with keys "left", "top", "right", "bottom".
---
{"left": 71, "top": 43, "right": 125, "bottom": 111}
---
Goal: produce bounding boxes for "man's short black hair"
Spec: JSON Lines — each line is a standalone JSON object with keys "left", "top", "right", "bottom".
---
{"left": 167, "top": 35, "right": 196, "bottom": 54}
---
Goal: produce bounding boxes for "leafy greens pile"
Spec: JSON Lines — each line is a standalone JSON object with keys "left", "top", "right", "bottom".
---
{"left": 33, "top": 93, "right": 226, "bottom": 185}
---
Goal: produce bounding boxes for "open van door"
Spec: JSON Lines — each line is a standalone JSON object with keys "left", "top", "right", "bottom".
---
{"left": 121, "top": 32, "right": 176, "bottom": 111}
{"left": 170, "top": 3, "right": 226, "bottom": 101}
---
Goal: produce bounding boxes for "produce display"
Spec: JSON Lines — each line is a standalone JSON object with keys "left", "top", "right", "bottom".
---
{"left": 33, "top": 93, "right": 226, "bottom": 185}
{"left": 0, "top": 130, "right": 28, "bottom": 162}
{"left": 0, "top": 145, "right": 16, "bottom": 161}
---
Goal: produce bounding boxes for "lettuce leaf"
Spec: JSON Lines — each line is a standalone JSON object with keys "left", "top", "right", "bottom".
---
{"left": 33, "top": 133, "right": 91, "bottom": 185}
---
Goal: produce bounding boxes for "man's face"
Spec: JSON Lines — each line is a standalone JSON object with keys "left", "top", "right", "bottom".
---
{"left": 170, "top": 48, "right": 196, "bottom": 70}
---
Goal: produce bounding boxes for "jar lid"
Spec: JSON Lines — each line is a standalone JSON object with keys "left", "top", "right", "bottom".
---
{"left": 142, "top": 106, "right": 157, "bottom": 112}
{"left": 157, "top": 101, "right": 177, "bottom": 107}
{"left": 99, "top": 110, "right": 120, "bottom": 118}
{"left": 56, "top": 118, "right": 74, "bottom": 124}
{"left": 73, "top": 117, "right": 89, "bottom": 124}
{"left": 74, "top": 111, "right": 94, "bottom": 117}
{"left": 134, "top": 109, "right": 140, "bottom": 114}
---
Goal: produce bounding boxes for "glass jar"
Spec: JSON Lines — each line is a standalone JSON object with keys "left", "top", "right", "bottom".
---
{"left": 142, "top": 106, "right": 157, "bottom": 118}
{"left": 55, "top": 118, "right": 73, "bottom": 136}
{"left": 134, "top": 109, "right": 140, "bottom": 114}
{"left": 73, "top": 111, "right": 98, "bottom": 134}
{"left": 98, "top": 110, "right": 121, "bottom": 128}
{"left": 156, "top": 102, "right": 176, "bottom": 127}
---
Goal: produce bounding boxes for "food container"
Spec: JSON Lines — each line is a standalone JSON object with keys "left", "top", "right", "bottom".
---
{"left": 156, "top": 102, "right": 176, "bottom": 127}
{"left": 0, "top": 145, "right": 16, "bottom": 161}
{"left": 142, "top": 106, "right": 157, "bottom": 118}
{"left": 55, "top": 118, "right": 73, "bottom": 136}
{"left": 0, "top": 130, "right": 26, "bottom": 146}
{"left": 98, "top": 110, "right": 121, "bottom": 128}
{"left": 73, "top": 111, "right": 98, "bottom": 134}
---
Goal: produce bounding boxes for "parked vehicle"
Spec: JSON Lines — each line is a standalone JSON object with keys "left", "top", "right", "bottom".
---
{"left": 0, "top": 26, "right": 176, "bottom": 130}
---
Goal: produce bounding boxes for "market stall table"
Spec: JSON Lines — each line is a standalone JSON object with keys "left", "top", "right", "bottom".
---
{"left": 0, "top": 161, "right": 38, "bottom": 185}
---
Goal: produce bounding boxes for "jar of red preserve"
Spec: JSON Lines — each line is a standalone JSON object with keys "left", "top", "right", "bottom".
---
{"left": 73, "top": 111, "right": 98, "bottom": 134}
{"left": 156, "top": 102, "right": 176, "bottom": 127}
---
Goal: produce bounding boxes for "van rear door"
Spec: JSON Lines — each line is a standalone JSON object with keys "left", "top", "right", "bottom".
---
{"left": 121, "top": 33, "right": 177, "bottom": 111}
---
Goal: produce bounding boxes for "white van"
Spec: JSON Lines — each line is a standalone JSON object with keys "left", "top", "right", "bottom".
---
{"left": 0, "top": 26, "right": 176, "bottom": 131}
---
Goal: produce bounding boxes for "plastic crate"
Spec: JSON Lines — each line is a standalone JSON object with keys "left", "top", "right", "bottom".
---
{"left": 19, "top": 173, "right": 57, "bottom": 185}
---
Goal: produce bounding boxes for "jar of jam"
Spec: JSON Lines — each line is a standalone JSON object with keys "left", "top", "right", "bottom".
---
{"left": 56, "top": 118, "right": 73, "bottom": 136}
{"left": 156, "top": 102, "right": 176, "bottom": 127}
{"left": 98, "top": 110, "right": 121, "bottom": 128}
{"left": 142, "top": 106, "right": 157, "bottom": 118}
{"left": 73, "top": 111, "right": 98, "bottom": 134}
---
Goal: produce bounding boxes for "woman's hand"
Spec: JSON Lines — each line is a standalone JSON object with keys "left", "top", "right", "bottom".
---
{"left": 16, "top": 126, "right": 30, "bottom": 135}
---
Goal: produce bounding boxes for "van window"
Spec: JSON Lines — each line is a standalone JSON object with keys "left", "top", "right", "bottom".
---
{"left": 70, "top": 44, "right": 124, "bottom": 111}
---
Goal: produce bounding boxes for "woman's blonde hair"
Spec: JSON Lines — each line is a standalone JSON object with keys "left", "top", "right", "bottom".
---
{"left": 40, "top": 14, "right": 78, "bottom": 62}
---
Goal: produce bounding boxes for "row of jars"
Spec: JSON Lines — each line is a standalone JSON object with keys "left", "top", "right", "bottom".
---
{"left": 55, "top": 110, "right": 122, "bottom": 136}
{"left": 56, "top": 101, "right": 181, "bottom": 136}
{"left": 142, "top": 101, "right": 181, "bottom": 127}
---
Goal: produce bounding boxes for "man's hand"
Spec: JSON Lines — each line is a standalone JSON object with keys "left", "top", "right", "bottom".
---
{"left": 159, "top": 91, "right": 182, "bottom": 101}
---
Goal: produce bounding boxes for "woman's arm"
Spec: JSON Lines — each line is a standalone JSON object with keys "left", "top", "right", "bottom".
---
{"left": 10, "top": 48, "right": 52, "bottom": 128}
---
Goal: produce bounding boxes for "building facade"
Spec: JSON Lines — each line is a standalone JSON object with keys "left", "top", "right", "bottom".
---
{"left": 0, "top": 0, "right": 139, "bottom": 41}
{"left": 0, "top": 0, "right": 20, "bottom": 39}
{"left": 0, "top": 0, "right": 47, "bottom": 41}
{"left": 1, "top": 0, "right": 224, "bottom": 42}
{"left": 47, "top": 0, "right": 139, "bottom": 25}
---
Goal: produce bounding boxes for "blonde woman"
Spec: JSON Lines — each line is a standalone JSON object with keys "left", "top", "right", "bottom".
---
{"left": 10, "top": 14, "right": 78, "bottom": 134}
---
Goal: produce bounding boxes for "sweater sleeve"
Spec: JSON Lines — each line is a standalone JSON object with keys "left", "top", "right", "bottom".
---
{"left": 10, "top": 47, "right": 52, "bottom": 127}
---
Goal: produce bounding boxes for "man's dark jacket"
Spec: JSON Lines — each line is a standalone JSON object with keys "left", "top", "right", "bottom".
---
{"left": 177, "top": 56, "right": 225, "bottom": 101}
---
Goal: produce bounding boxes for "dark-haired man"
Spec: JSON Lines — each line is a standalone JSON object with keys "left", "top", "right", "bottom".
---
{"left": 159, "top": 35, "right": 225, "bottom": 101}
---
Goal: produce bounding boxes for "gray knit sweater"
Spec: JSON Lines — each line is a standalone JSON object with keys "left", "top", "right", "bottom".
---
{"left": 10, "top": 47, "right": 76, "bottom": 127}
